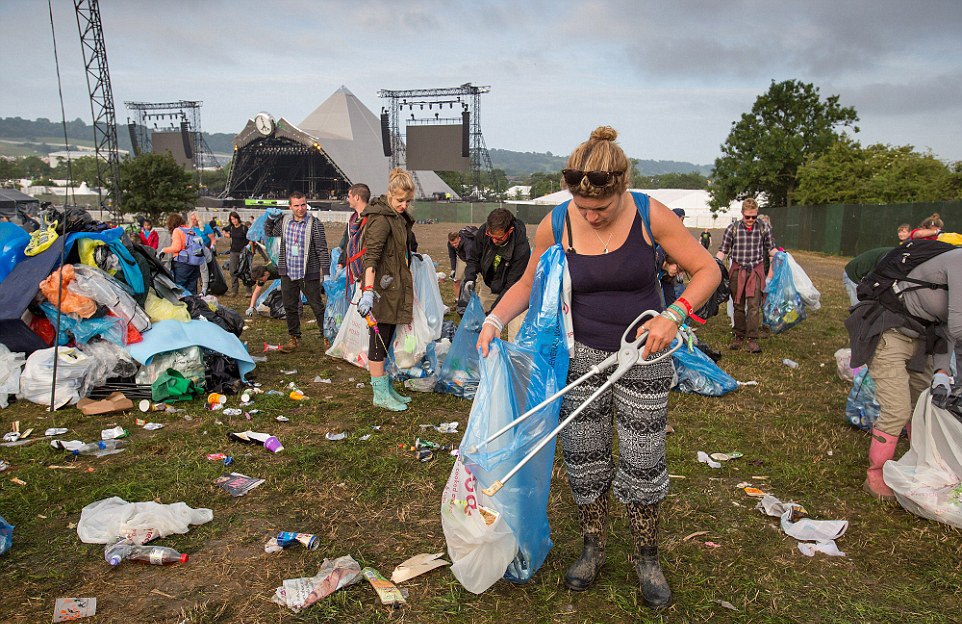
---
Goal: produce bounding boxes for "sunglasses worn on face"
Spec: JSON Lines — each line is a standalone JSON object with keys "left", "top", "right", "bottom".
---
{"left": 487, "top": 227, "right": 513, "bottom": 242}
{"left": 562, "top": 169, "right": 624, "bottom": 188}
{"left": 743, "top": 216, "right": 757, "bottom": 221}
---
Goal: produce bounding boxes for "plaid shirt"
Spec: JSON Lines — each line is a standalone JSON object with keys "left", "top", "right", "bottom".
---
{"left": 719, "top": 220, "right": 775, "bottom": 267}
{"left": 284, "top": 218, "right": 308, "bottom": 280}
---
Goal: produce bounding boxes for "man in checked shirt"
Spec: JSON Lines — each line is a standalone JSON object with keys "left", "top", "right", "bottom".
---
{"left": 265, "top": 191, "right": 331, "bottom": 353}
{"left": 716, "top": 198, "right": 776, "bottom": 353}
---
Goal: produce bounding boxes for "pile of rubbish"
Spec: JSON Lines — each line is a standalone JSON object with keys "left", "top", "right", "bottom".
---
{"left": 0, "top": 208, "right": 255, "bottom": 411}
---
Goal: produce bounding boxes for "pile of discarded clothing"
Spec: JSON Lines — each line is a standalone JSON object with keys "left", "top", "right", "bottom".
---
{"left": 0, "top": 207, "right": 255, "bottom": 410}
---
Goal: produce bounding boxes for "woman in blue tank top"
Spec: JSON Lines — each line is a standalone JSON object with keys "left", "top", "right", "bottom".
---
{"left": 477, "top": 126, "right": 719, "bottom": 609}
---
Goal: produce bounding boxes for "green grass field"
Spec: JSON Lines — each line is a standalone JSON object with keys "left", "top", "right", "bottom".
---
{"left": 0, "top": 241, "right": 959, "bottom": 623}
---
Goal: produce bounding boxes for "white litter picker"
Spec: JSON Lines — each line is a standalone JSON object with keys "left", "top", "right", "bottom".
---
{"left": 472, "top": 310, "right": 692, "bottom": 497}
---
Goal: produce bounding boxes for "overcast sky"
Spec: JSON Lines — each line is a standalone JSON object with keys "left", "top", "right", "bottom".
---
{"left": 2, "top": 0, "right": 961, "bottom": 166}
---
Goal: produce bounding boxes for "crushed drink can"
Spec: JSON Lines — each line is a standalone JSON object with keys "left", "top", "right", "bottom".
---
{"left": 276, "top": 531, "right": 319, "bottom": 550}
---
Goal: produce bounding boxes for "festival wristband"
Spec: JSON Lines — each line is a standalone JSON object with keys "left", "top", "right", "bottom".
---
{"left": 363, "top": 285, "right": 374, "bottom": 291}
{"left": 482, "top": 314, "right": 504, "bottom": 333}
{"left": 675, "top": 297, "right": 693, "bottom": 316}
{"left": 660, "top": 309, "right": 683, "bottom": 326}
{"left": 667, "top": 303, "right": 688, "bottom": 321}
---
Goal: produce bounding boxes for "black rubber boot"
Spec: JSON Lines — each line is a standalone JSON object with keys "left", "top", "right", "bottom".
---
{"left": 564, "top": 491, "right": 608, "bottom": 591}
{"left": 626, "top": 502, "right": 672, "bottom": 609}
{"left": 635, "top": 546, "right": 672, "bottom": 609}
{"left": 564, "top": 535, "right": 605, "bottom": 591}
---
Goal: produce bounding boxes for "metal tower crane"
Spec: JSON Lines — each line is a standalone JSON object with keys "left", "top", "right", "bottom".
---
{"left": 74, "top": 0, "right": 122, "bottom": 212}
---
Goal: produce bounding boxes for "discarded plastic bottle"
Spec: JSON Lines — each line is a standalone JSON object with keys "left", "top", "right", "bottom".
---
{"left": 71, "top": 440, "right": 128, "bottom": 456}
{"left": 104, "top": 541, "right": 188, "bottom": 566}
{"left": 782, "top": 358, "right": 799, "bottom": 369}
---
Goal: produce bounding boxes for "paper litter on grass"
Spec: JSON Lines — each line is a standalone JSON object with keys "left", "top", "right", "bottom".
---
{"left": 755, "top": 494, "right": 848, "bottom": 556}
{"left": 697, "top": 451, "right": 721, "bottom": 469}
{"left": 271, "top": 555, "right": 362, "bottom": 612}
{"left": 52, "top": 597, "right": 96, "bottom": 622}
{"left": 391, "top": 552, "right": 449, "bottom": 583}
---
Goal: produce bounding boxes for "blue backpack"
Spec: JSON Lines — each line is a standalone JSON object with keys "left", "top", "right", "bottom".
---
{"left": 176, "top": 226, "right": 206, "bottom": 266}
{"left": 550, "top": 191, "right": 656, "bottom": 255}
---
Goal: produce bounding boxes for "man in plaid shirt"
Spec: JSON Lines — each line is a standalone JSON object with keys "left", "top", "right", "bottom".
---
{"left": 265, "top": 191, "right": 331, "bottom": 353}
{"left": 716, "top": 198, "right": 776, "bottom": 353}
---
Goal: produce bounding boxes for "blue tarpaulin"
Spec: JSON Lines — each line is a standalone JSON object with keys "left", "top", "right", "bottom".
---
{"left": 127, "top": 319, "right": 256, "bottom": 380}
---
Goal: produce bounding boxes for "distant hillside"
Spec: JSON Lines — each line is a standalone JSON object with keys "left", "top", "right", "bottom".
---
{"left": 0, "top": 116, "right": 236, "bottom": 157}
{"left": 489, "top": 148, "right": 712, "bottom": 178}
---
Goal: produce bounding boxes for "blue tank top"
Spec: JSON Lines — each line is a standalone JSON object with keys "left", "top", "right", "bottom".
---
{"left": 565, "top": 211, "right": 662, "bottom": 351}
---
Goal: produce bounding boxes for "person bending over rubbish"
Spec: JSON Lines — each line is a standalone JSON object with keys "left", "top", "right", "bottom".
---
{"left": 447, "top": 225, "right": 478, "bottom": 295}
{"left": 264, "top": 192, "right": 331, "bottom": 353}
{"left": 846, "top": 239, "right": 962, "bottom": 500}
{"left": 460, "top": 207, "right": 531, "bottom": 339}
{"left": 356, "top": 168, "right": 419, "bottom": 412}
{"left": 477, "top": 126, "right": 720, "bottom": 609}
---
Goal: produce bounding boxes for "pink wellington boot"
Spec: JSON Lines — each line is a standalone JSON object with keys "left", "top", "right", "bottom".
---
{"left": 863, "top": 428, "right": 899, "bottom": 500}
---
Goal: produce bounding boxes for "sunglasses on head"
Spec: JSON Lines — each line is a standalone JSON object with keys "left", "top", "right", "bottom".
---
{"left": 562, "top": 169, "right": 623, "bottom": 188}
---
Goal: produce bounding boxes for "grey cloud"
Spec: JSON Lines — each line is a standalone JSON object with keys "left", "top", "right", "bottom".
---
{"left": 833, "top": 71, "right": 962, "bottom": 116}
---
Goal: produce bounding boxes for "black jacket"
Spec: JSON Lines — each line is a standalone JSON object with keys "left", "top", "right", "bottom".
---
{"left": 464, "top": 217, "right": 530, "bottom": 304}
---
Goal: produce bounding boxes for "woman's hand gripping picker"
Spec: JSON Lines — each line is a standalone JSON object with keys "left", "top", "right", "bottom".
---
{"left": 473, "top": 310, "right": 691, "bottom": 497}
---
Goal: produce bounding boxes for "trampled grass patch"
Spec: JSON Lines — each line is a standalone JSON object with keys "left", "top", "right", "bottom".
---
{"left": 0, "top": 227, "right": 960, "bottom": 623}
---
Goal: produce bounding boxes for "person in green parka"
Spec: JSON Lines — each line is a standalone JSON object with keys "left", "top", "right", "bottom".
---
{"left": 357, "top": 168, "right": 419, "bottom": 411}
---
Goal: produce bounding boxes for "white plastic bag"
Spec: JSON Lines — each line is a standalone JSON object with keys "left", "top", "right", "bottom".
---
{"left": 0, "top": 344, "right": 25, "bottom": 409}
{"left": 411, "top": 254, "right": 445, "bottom": 338}
{"left": 440, "top": 458, "right": 518, "bottom": 594}
{"left": 326, "top": 302, "right": 371, "bottom": 369}
{"left": 391, "top": 301, "right": 433, "bottom": 369}
{"left": 18, "top": 347, "right": 92, "bottom": 408}
{"left": 833, "top": 348, "right": 865, "bottom": 383}
{"left": 785, "top": 252, "right": 821, "bottom": 311}
{"left": 76, "top": 496, "right": 213, "bottom": 544}
{"left": 884, "top": 391, "right": 962, "bottom": 529}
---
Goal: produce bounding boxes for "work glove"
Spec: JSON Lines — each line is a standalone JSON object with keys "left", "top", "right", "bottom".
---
{"left": 931, "top": 372, "right": 954, "bottom": 408}
{"left": 357, "top": 289, "right": 375, "bottom": 318}
{"left": 456, "top": 281, "right": 474, "bottom": 316}
{"left": 245, "top": 307, "right": 255, "bottom": 318}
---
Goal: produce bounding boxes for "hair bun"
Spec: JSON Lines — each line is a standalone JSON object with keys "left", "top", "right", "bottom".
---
{"left": 931, "top": 212, "right": 941, "bottom": 220}
{"left": 590, "top": 126, "right": 618, "bottom": 142}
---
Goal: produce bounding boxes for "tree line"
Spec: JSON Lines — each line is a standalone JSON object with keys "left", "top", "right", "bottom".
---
{"left": 708, "top": 79, "right": 962, "bottom": 210}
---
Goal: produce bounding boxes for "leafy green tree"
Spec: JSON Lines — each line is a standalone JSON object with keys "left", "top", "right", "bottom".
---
{"left": 199, "top": 165, "right": 230, "bottom": 196}
{"left": 527, "top": 171, "right": 562, "bottom": 199}
{"left": 118, "top": 152, "right": 196, "bottom": 220}
{"left": 795, "top": 139, "right": 962, "bottom": 205}
{"left": 709, "top": 79, "right": 859, "bottom": 210}
{"left": 635, "top": 171, "right": 709, "bottom": 190}
{"left": 0, "top": 159, "right": 18, "bottom": 181}
{"left": 51, "top": 156, "right": 101, "bottom": 187}
{"left": 18, "top": 156, "right": 52, "bottom": 179}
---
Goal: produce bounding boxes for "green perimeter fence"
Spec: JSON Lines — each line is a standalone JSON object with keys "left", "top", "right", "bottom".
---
{"left": 766, "top": 200, "right": 962, "bottom": 257}
{"left": 411, "top": 202, "right": 552, "bottom": 226}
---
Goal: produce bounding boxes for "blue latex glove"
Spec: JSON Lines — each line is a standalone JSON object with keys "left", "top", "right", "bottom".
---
{"left": 931, "top": 371, "right": 953, "bottom": 408}
{"left": 357, "top": 289, "right": 375, "bottom": 318}
{"left": 265, "top": 207, "right": 283, "bottom": 219}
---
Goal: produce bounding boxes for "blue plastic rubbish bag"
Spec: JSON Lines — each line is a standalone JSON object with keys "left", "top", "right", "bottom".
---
{"left": 452, "top": 244, "right": 571, "bottom": 589}
{"left": 323, "top": 249, "right": 350, "bottom": 344}
{"left": 40, "top": 302, "right": 126, "bottom": 346}
{"left": 763, "top": 251, "right": 806, "bottom": 333}
{"left": 673, "top": 345, "right": 738, "bottom": 396}
{"left": 846, "top": 369, "right": 880, "bottom": 431}
{"left": 435, "top": 294, "right": 485, "bottom": 399}
{"left": 0, "top": 515, "right": 12, "bottom": 556}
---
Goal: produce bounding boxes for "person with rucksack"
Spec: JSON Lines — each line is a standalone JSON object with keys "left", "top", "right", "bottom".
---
{"left": 161, "top": 213, "right": 206, "bottom": 294}
{"left": 476, "top": 126, "right": 720, "bottom": 609}
{"left": 447, "top": 225, "right": 478, "bottom": 294}
{"left": 334, "top": 183, "right": 371, "bottom": 294}
{"left": 845, "top": 239, "right": 962, "bottom": 500}
{"left": 842, "top": 247, "right": 894, "bottom": 306}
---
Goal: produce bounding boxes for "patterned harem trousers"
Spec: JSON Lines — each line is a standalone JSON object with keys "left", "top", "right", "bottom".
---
{"left": 559, "top": 341, "right": 674, "bottom": 506}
